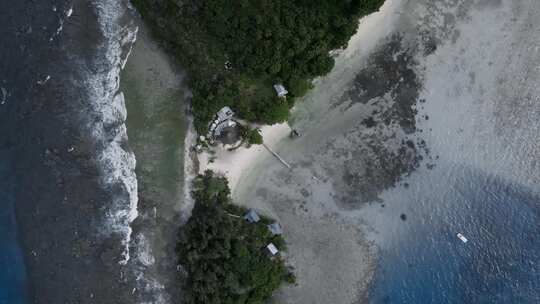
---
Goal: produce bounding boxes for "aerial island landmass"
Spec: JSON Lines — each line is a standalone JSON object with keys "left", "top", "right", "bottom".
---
{"left": 127, "top": 1, "right": 385, "bottom": 302}
{"left": 1, "top": 0, "right": 539, "bottom": 304}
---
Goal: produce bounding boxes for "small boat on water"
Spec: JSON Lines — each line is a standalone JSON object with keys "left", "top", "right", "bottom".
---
{"left": 457, "top": 233, "right": 468, "bottom": 243}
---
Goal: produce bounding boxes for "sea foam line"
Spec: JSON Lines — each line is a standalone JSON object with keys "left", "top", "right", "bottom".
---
{"left": 87, "top": 0, "right": 139, "bottom": 265}
{"left": 182, "top": 116, "right": 197, "bottom": 224}
{"left": 49, "top": 6, "right": 73, "bottom": 42}
{"left": 92, "top": 2, "right": 174, "bottom": 302}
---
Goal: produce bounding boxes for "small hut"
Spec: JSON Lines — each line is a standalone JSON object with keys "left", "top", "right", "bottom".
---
{"left": 265, "top": 243, "right": 279, "bottom": 256}
{"left": 244, "top": 209, "right": 260, "bottom": 223}
{"left": 267, "top": 222, "right": 283, "bottom": 236}
{"left": 216, "top": 106, "right": 234, "bottom": 122}
{"left": 273, "top": 84, "right": 288, "bottom": 98}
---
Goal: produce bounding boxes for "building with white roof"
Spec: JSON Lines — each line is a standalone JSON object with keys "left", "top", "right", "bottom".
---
{"left": 216, "top": 106, "right": 234, "bottom": 122}
{"left": 207, "top": 106, "right": 236, "bottom": 139}
{"left": 265, "top": 243, "right": 279, "bottom": 256}
{"left": 273, "top": 84, "right": 288, "bottom": 98}
{"left": 214, "top": 120, "right": 237, "bottom": 137}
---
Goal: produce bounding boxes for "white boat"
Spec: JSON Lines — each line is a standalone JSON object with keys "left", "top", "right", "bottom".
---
{"left": 457, "top": 233, "right": 468, "bottom": 243}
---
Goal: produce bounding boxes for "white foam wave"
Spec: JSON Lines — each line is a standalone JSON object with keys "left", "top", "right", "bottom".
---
{"left": 134, "top": 274, "right": 167, "bottom": 304}
{"left": 66, "top": 7, "right": 73, "bottom": 18}
{"left": 1, "top": 87, "right": 9, "bottom": 105}
{"left": 135, "top": 234, "right": 155, "bottom": 267}
{"left": 83, "top": 0, "right": 138, "bottom": 265}
{"left": 132, "top": 232, "right": 169, "bottom": 304}
{"left": 90, "top": 2, "right": 177, "bottom": 302}
{"left": 50, "top": 6, "right": 74, "bottom": 42}
{"left": 181, "top": 116, "right": 197, "bottom": 224}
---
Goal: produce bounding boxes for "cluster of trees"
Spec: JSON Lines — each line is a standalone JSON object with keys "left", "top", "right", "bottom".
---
{"left": 245, "top": 128, "right": 263, "bottom": 146}
{"left": 132, "top": 0, "right": 384, "bottom": 132}
{"left": 238, "top": 125, "right": 263, "bottom": 146}
{"left": 177, "top": 171, "right": 293, "bottom": 304}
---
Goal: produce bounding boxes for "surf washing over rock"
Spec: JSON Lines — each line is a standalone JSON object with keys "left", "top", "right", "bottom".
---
{"left": 84, "top": 1, "right": 139, "bottom": 265}
{"left": 89, "top": 2, "right": 177, "bottom": 301}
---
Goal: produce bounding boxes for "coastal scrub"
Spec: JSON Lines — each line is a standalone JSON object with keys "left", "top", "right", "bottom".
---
{"left": 177, "top": 171, "right": 293, "bottom": 304}
{"left": 131, "top": 0, "right": 385, "bottom": 132}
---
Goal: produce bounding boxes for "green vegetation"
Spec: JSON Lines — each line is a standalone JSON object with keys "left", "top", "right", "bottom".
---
{"left": 240, "top": 126, "right": 263, "bottom": 146}
{"left": 178, "top": 171, "right": 293, "bottom": 304}
{"left": 132, "top": 0, "right": 385, "bottom": 133}
{"left": 246, "top": 129, "right": 263, "bottom": 146}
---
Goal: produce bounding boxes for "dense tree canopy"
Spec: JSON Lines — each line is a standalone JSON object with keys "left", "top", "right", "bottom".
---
{"left": 177, "top": 171, "right": 292, "bottom": 304}
{"left": 245, "top": 128, "right": 263, "bottom": 146}
{"left": 132, "top": 0, "right": 385, "bottom": 132}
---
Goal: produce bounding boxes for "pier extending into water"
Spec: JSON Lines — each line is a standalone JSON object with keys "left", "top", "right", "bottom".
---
{"left": 263, "top": 143, "right": 291, "bottom": 169}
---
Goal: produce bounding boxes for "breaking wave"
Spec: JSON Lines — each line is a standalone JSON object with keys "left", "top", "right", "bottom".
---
{"left": 88, "top": 2, "right": 173, "bottom": 302}
{"left": 83, "top": 0, "right": 139, "bottom": 265}
{"left": 182, "top": 116, "right": 197, "bottom": 224}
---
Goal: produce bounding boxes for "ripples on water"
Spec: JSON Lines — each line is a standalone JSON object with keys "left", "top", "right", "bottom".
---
{"left": 368, "top": 168, "right": 540, "bottom": 303}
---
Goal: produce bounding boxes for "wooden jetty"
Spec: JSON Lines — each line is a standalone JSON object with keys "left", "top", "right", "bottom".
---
{"left": 263, "top": 143, "right": 291, "bottom": 169}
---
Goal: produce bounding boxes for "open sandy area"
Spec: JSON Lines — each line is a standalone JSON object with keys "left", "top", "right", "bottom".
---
{"left": 197, "top": 123, "right": 292, "bottom": 191}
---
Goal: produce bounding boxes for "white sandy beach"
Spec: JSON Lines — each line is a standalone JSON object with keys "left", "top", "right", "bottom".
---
{"left": 197, "top": 123, "right": 292, "bottom": 192}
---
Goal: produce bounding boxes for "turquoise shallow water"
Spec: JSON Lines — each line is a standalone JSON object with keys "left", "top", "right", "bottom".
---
{"left": 0, "top": 151, "right": 28, "bottom": 304}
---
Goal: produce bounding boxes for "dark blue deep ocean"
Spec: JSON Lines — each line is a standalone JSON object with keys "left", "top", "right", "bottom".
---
{"left": 368, "top": 171, "right": 540, "bottom": 303}
{"left": 0, "top": 152, "right": 27, "bottom": 304}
